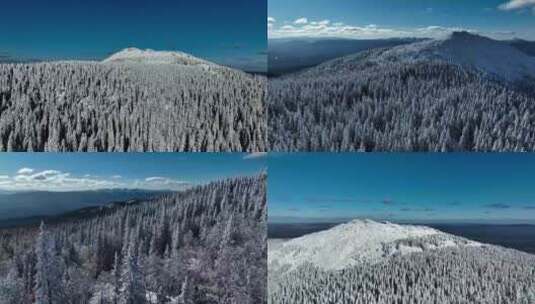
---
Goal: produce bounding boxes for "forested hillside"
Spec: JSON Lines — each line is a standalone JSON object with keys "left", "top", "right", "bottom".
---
{"left": 270, "top": 246, "right": 535, "bottom": 304}
{"left": 0, "top": 58, "right": 266, "bottom": 152}
{"left": 0, "top": 175, "right": 267, "bottom": 304}
{"left": 268, "top": 220, "right": 535, "bottom": 303}
{"left": 269, "top": 33, "right": 535, "bottom": 152}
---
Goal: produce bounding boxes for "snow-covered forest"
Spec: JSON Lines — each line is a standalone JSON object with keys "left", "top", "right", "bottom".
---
{"left": 0, "top": 59, "right": 266, "bottom": 152}
{"left": 269, "top": 246, "right": 535, "bottom": 304}
{"left": 268, "top": 33, "right": 535, "bottom": 152}
{"left": 0, "top": 175, "right": 267, "bottom": 304}
{"left": 268, "top": 220, "right": 535, "bottom": 303}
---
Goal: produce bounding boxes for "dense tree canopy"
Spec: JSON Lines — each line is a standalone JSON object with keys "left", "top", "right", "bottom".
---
{"left": 268, "top": 52, "right": 535, "bottom": 152}
{"left": 269, "top": 246, "right": 535, "bottom": 304}
{"left": 0, "top": 62, "right": 266, "bottom": 152}
{"left": 0, "top": 175, "right": 267, "bottom": 304}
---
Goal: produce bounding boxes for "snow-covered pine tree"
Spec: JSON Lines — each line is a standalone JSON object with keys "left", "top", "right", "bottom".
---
{"left": 0, "top": 262, "right": 24, "bottom": 304}
{"left": 0, "top": 175, "right": 267, "bottom": 304}
{"left": 34, "top": 222, "right": 65, "bottom": 304}
{"left": 118, "top": 236, "right": 146, "bottom": 304}
{"left": 0, "top": 61, "right": 267, "bottom": 152}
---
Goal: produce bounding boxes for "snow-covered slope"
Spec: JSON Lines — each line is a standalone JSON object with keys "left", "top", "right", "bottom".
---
{"left": 268, "top": 219, "right": 480, "bottom": 272}
{"left": 102, "top": 48, "right": 216, "bottom": 67}
{"left": 376, "top": 31, "right": 535, "bottom": 82}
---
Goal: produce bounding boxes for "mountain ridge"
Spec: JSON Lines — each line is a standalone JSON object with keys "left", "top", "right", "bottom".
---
{"left": 291, "top": 31, "right": 535, "bottom": 83}
{"left": 268, "top": 37, "right": 424, "bottom": 76}
{"left": 367, "top": 31, "right": 535, "bottom": 82}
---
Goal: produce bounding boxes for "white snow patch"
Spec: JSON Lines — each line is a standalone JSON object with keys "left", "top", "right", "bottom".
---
{"left": 146, "top": 291, "right": 178, "bottom": 304}
{"left": 397, "top": 244, "right": 424, "bottom": 255}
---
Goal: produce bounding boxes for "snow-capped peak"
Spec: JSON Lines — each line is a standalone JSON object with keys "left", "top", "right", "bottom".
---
{"left": 102, "top": 48, "right": 213, "bottom": 66}
{"left": 268, "top": 219, "right": 480, "bottom": 272}
{"left": 377, "top": 31, "right": 535, "bottom": 82}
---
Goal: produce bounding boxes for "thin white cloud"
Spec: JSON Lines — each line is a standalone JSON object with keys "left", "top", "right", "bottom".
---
{"left": 17, "top": 168, "right": 34, "bottom": 175}
{"left": 8, "top": 169, "right": 120, "bottom": 191}
{"left": 140, "top": 177, "right": 191, "bottom": 189}
{"left": 145, "top": 177, "right": 167, "bottom": 182}
{"left": 112, "top": 175, "right": 122, "bottom": 179}
{"left": 268, "top": 18, "right": 512, "bottom": 40}
{"left": 294, "top": 17, "right": 308, "bottom": 25}
{"left": 268, "top": 17, "right": 276, "bottom": 29}
{"left": 498, "top": 0, "right": 535, "bottom": 10}
{"left": 243, "top": 152, "right": 268, "bottom": 160}
{"left": 0, "top": 175, "right": 8, "bottom": 179}
{"left": 281, "top": 25, "right": 296, "bottom": 30}
{"left": 144, "top": 176, "right": 189, "bottom": 185}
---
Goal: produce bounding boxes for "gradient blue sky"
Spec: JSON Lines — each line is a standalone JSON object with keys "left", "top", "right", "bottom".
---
{"left": 269, "top": 0, "right": 535, "bottom": 40}
{"left": 0, "top": 0, "right": 266, "bottom": 71}
{"left": 269, "top": 154, "right": 535, "bottom": 224}
{"left": 0, "top": 153, "right": 265, "bottom": 192}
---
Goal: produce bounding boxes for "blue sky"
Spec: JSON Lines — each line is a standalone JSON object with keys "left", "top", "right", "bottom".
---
{"left": 0, "top": 153, "right": 266, "bottom": 192}
{"left": 0, "top": 0, "right": 266, "bottom": 71}
{"left": 269, "top": 153, "right": 535, "bottom": 224}
{"left": 269, "top": 0, "right": 535, "bottom": 40}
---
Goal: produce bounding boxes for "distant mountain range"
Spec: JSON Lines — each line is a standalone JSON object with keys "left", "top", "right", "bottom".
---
{"left": 509, "top": 38, "right": 535, "bottom": 57}
{"left": 268, "top": 37, "right": 425, "bottom": 76}
{"left": 0, "top": 189, "right": 171, "bottom": 226}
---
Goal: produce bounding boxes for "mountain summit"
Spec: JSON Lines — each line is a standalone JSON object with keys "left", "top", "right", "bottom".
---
{"left": 269, "top": 219, "right": 535, "bottom": 303}
{"left": 102, "top": 48, "right": 214, "bottom": 66}
{"left": 268, "top": 219, "right": 480, "bottom": 272}
{"left": 378, "top": 31, "right": 535, "bottom": 81}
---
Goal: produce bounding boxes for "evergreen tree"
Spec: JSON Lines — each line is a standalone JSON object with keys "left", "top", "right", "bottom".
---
{"left": 34, "top": 222, "right": 65, "bottom": 304}
{"left": 119, "top": 239, "right": 146, "bottom": 304}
